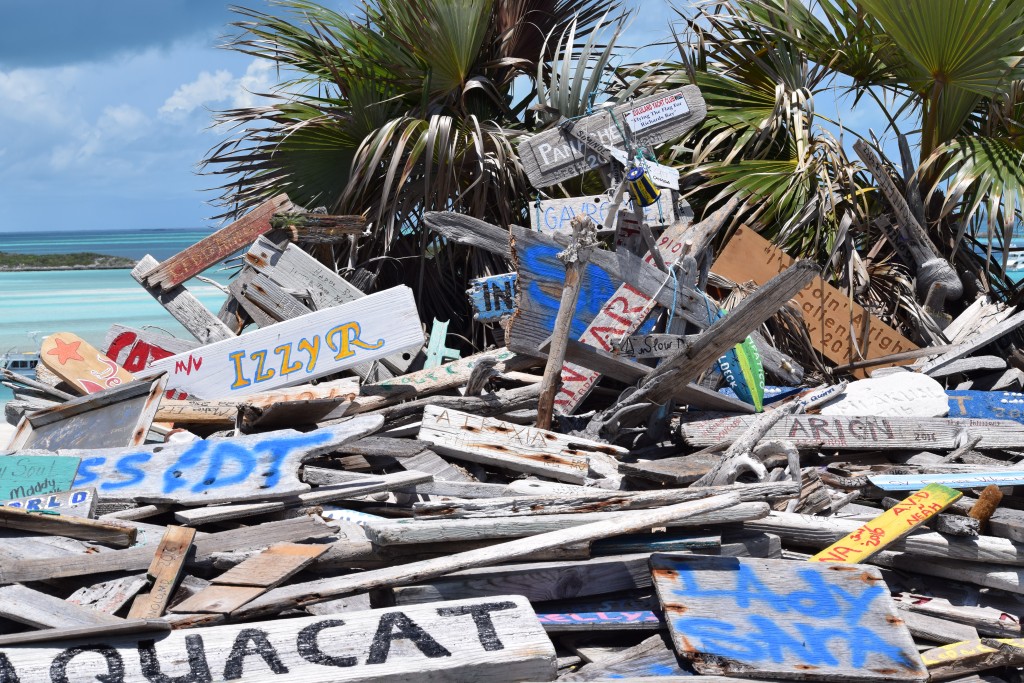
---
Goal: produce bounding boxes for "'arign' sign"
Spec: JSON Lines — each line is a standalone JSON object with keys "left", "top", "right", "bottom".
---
{"left": 0, "top": 596, "right": 555, "bottom": 682}
{"left": 151, "top": 286, "right": 424, "bottom": 399}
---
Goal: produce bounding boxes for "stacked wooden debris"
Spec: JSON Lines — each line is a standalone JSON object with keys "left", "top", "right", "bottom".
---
{"left": 5, "top": 85, "right": 1024, "bottom": 683}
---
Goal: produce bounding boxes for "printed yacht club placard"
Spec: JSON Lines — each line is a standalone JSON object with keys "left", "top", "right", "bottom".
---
{"left": 151, "top": 286, "right": 424, "bottom": 399}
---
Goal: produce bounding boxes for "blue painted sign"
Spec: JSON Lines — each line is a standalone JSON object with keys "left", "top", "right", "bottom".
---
{"left": 38, "top": 417, "right": 382, "bottom": 505}
{"left": 650, "top": 554, "right": 926, "bottom": 680}
{"left": 948, "top": 390, "right": 1024, "bottom": 424}
{"left": 537, "top": 611, "right": 662, "bottom": 631}
{"left": 869, "top": 471, "right": 1024, "bottom": 491}
{"left": 467, "top": 273, "right": 517, "bottom": 323}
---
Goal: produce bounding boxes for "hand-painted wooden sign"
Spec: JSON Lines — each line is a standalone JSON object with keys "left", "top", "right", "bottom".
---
{"left": 30, "top": 416, "right": 382, "bottom": 504}
{"left": 869, "top": 471, "right": 1024, "bottom": 491}
{"left": 0, "top": 595, "right": 555, "bottom": 682}
{"left": 616, "top": 333, "right": 687, "bottom": 359}
{"left": 920, "top": 637, "right": 1024, "bottom": 668}
{"left": 528, "top": 194, "right": 673, "bottom": 234}
{"left": 607, "top": 149, "right": 681, "bottom": 189}
{"left": 0, "top": 456, "right": 80, "bottom": 501}
{"left": 467, "top": 273, "right": 517, "bottom": 322}
{"left": 151, "top": 286, "right": 423, "bottom": 399}
{"left": 1, "top": 487, "right": 95, "bottom": 517}
{"left": 678, "top": 414, "right": 1024, "bottom": 450}
{"left": 650, "top": 554, "right": 927, "bottom": 681}
{"left": 138, "top": 193, "right": 293, "bottom": 291}
{"left": 947, "top": 390, "right": 1024, "bottom": 424}
{"left": 713, "top": 226, "right": 917, "bottom": 374}
{"left": 819, "top": 373, "right": 949, "bottom": 417}
{"left": 811, "top": 484, "right": 961, "bottom": 563}
{"left": 104, "top": 324, "right": 197, "bottom": 375}
{"left": 40, "top": 332, "right": 136, "bottom": 395}
{"left": 417, "top": 405, "right": 626, "bottom": 484}
{"left": 517, "top": 86, "right": 706, "bottom": 187}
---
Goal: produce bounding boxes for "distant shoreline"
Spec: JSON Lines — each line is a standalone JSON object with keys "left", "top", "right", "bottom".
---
{"left": 0, "top": 252, "right": 136, "bottom": 272}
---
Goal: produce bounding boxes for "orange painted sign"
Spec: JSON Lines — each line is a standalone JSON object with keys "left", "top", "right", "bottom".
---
{"left": 811, "top": 483, "right": 961, "bottom": 563}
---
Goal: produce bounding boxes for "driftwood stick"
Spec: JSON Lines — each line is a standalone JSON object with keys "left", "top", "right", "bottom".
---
{"left": 536, "top": 215, "right": 598, "bottom": 429}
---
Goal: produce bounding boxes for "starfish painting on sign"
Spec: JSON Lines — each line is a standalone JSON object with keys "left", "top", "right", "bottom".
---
{"left": 151, "top": 286, "right": 425, "bottom": 399}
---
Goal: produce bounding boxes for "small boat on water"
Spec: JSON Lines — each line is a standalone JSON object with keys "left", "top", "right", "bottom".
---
{"left": 0, "top": 351, "right": 39, "bottom": 378}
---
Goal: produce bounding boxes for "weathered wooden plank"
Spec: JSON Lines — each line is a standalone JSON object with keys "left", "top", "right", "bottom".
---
{"left": 0, "top": 486, "right": 95, "bottom": 517}
{"left": 7, "top": 375, "right": 166, "bottom": 451}
{"left": 128, "top": 525, "right": 196, "bottom": 619}
{"left": 0, "top": 455, "right": 80, "bottom": 500}
{"left": 0, "top": 505, "right": 136, "bottom": 547}
{"left": 650, "top": 554, "right": 927, "bottom": 681}
{"left": 811, "top": 484, "right": 961, "bottom": 562}
{"left": 410, "top": 481, "right": 796, "bottom": 519}
{"left": 467, "top": 272, "right": 517, "bottom": 322}
{"left": 0, "top": 595, "right": 556, "bottom": 682}
{"left": 895, "top": 606, "right": 979, "bottom": 644}
{"left": 131, "top": 255, "right": 236, "bottom": 345}
{"left": 0, "top": 516, "right": 333, "bottom": 584}
{"left": 518, "top": 86, "right": 705, "bottom": 187}
{"left": 679, "top": 414, "right": 1024, "bottom": 450}
{"left": 271, "top": 210, "right": 367, "bottom": 242}
{"left": 0, "top": 584, "right": 124, "bottom": 629}
{"left": 244, "top": 235, "right": 416, "bottom": 377}
{"left": 235, "top": 493, "right": 743, "bottom": 619}
{"left": 416, "top": 405, "right": 624, "bottom": 484}
{"left": 139, "top": 194, "right": 292, "bottom": 290}
{"left": 103, "top": 325, "right": 198, "bottom": 374}
{"left": 171, "top": 542, "right": 328, "bottom": 613}
{"left": 893, "top": 593, "right": 1021, "bottom": 638}
{"left": 365, "top": 502, "right": 768, "bottom": 546}
{"left": 712, "top": 226, "right": 917, "bottom": 372}
{"left": 67, "top": 574, "right": 149, "bottom": 615}
{"left": 151, "top": 286, "right": 422, "bottom": 399}
{"left": 920, "top": 638, "right": 1024, "bottom": 680}
{"left": 37, "top": 416, "right": 383, "bottom": 504}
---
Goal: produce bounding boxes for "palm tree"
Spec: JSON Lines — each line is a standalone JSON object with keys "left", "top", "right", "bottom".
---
{"left": 203, "top": 0, "right": 614, "bottom": 345}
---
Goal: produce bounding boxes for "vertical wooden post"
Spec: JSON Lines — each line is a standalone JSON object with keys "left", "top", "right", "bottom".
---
{"left": 536, "top": 216, "right": 599, "bottom": 430}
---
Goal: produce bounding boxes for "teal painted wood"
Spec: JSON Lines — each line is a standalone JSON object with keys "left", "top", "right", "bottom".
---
{"left": 424, "top": 319, "right": 460, "bottom": 369}
{"left": 870, "top": 471, "right": 1024, "bottom": 491}
{"left": 0, "top": 456, "right": 80, "bottom": 501}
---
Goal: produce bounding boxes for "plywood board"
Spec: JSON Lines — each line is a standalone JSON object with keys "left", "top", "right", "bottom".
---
{"left": 650, "top": 554, "right": 927, "bottom": 681}
{"left": 811, "top": 484, "right": 961, "bottom": 563}
{"left": 0, "top": 595, "right": 556, "bottom": 682}
{"left": 150, "top": 286, "right": 423, "bottom": 399}
{"left": 30, "top": 416, "right": 382, "bottom": 504}
{"left": 128, "top": 525, "right": 196, "bottom": 619}
{"left": 712, "top": 226, "right": 917, "bottom": 372}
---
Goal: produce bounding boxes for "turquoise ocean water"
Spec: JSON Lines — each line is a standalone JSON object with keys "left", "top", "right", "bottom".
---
{"left": 0, "top": 229, "right": 236, "bottom": 407}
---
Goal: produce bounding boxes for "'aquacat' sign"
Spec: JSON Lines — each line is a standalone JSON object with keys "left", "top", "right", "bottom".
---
{"left": 151, "top": 286, "right": 424, "bottom": 399}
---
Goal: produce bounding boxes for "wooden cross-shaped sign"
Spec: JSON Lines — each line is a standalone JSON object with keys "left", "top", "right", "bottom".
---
{"left": 517, "top": 86, "right": 706, "bottom": 188}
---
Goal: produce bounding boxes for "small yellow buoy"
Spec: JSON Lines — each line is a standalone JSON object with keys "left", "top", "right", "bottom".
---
{"left": 626, "top": 165, "right": 661, "bottom": 207}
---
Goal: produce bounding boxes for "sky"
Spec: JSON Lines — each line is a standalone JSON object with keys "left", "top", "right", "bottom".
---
{"left": 0, "top": 0, "right": 892, "bottom": 234}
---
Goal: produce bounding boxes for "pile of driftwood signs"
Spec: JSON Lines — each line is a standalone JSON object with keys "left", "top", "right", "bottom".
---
{"left": 6, "top": 84, "right": 1024, "bottom": 683}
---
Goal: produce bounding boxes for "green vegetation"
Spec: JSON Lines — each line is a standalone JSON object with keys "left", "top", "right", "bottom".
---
{"left": 0, "top": 251, "right": 135, "bottom": 271}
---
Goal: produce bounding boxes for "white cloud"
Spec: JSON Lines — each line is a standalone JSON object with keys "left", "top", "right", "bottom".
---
{"left": 50, "top": 104, "right": 150, "bottom": 169}
{"left": 159, "top": 59, "right": 274, "bottom": 120}
{"left": 0, "top": 67, "right": 80, "bottom": 127}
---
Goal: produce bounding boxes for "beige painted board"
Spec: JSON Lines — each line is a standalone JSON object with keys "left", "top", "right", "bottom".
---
{"left": 39, "top": 332, "right": 136, "bottom": 395}
{"left": 0, "top": 595, "right": 556, "bottom": 682}
{"left": 150, "top": 286, "right": 424, "bottom": 399}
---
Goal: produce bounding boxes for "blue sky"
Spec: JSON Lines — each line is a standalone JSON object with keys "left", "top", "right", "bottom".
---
{"left": 0, "top": 1, "right": 892, "bottom": 233}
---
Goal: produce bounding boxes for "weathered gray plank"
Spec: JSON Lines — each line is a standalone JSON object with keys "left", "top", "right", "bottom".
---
{"left": 131, "top": 255, "right": 235, "bottom": 344}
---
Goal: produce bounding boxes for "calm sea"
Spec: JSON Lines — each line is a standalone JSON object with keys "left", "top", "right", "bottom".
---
{"left": 0, "top": 229, "right": 237, "bottom": 407}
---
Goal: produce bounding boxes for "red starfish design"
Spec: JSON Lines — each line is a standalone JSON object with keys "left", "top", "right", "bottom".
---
{"left": 46, "top": 337, "right": 84, "bottom": 365}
